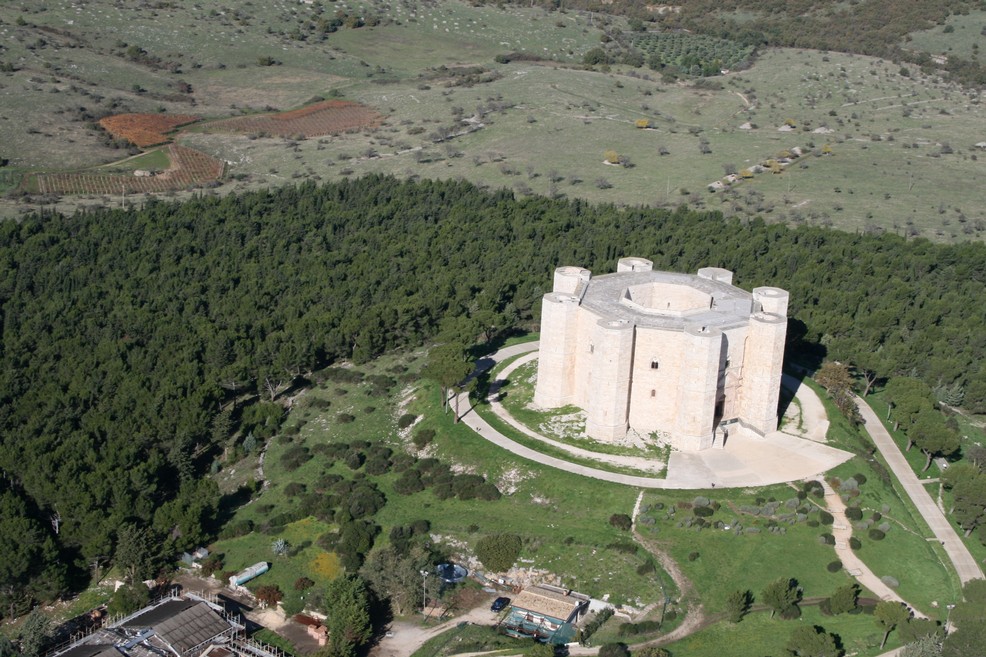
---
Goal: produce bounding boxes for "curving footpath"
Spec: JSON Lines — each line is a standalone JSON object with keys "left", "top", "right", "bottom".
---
{"left": 854, "top": 395, "right": 983, "bottom": 584}
{"left": 820, "top": 480, "right": 927, "bottom": 617}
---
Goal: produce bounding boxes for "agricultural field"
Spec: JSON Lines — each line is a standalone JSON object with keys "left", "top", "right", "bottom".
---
{"left": 27, "top": 144, "right": 224, "bottom": 195}
{"left": 99, "top": 113, "right": 199, "bottom": 147}
{"left": 631, "top": 33, "right": 756, "bottom": 76}
{"left": 198, "top": 100, "right": 384, "bottom": 138}
{"left": 2, "top": 0, "right": 986, "bottom": 241}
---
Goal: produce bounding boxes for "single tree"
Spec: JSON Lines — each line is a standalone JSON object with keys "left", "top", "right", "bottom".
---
{"left": 18, "top": 608, "right": 50, "bottom": 657}
{"left": 875, "top": 601, "right": 912, "bottom": 649}
{"left": 762, "top": 578, "right": 801, "bottom": 619}
{"left": 107, "top": 583, "right": 151, "bottom": 615}
{"left": 827, "top": 582, "right": 859, "bottom": 615}
{"left": 321, "top": 575, "right": 373, "bottom": 657}
{"left": 423, "top": 342, "right": 472, "bottom": 421}
{"left": 952, "top": 474, "right": 986, "bottom": 536}
{"left": 115, "top": 524, "right": 155, "bottom": 585}
{"left": 785, "top": 624, "right": 839, "bottom": 657}
{"left": 760, "top": 577, "right": 801, "bottom": 618}
{"left": 725, "top": 589, "right": 752, "bottom": 622}
{"left": 360, "top": 544, "right": 433, "bottom": 615}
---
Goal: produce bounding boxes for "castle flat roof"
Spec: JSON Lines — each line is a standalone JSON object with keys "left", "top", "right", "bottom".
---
{"left": 578, "top": 270, "right": 754, "bottom": 331}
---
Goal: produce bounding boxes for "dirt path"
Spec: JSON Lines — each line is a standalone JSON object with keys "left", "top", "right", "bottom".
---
{"left": 818, "top": 480, "right": 928, "bottom": 618}
{"left": 371, "top": 606, "right": 503, "bottom": 657}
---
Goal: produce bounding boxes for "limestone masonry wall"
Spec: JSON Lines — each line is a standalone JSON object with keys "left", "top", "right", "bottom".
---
{"left": 534, "top": 257, "right": 788, "bottom": 450}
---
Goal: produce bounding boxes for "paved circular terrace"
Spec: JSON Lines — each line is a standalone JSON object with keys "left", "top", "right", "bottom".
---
{"left": 458, "top": 341, "right": 853, "bottom": 490}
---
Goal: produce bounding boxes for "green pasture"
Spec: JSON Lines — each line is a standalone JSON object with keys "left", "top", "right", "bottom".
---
{"left": 211, "top": 348, "right": 668, "bottom": 608}
{"left": 666, "top": 605, "right": 902, "bottom": 657}
{"left": 211, "top": 517, "right": 340, "bottom": 607}
{"left": 802, "top": 383, "right": 962, "bottom": 611}
{"left": 904, "top": 10, "right": 986, "bottom": 60}
{"left": 5, "top": 1, "right": 986, "bottom": 242}
{"left": 638, "top": 485, "right": 856, "bottom": 612}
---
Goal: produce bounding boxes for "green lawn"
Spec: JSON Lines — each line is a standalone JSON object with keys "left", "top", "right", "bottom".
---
{"left": 666, "top": 605, "right": 901, "bottom": 657}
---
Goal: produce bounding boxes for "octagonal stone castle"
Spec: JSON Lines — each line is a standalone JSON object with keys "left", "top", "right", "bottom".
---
{"left": 534, "top": 257, "right": 788, "bottom": 451}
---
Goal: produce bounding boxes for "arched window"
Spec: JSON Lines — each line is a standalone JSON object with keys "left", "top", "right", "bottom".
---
{"left": 650, "top": 359, "right": 659, "bottom": 370}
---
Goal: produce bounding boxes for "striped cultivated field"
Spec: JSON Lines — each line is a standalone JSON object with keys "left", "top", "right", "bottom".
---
{"left": 203, "top": 100, "right": 383, "bottom": 138}
{"left": 32, "top": 145, "right": 224, "bottom": 195}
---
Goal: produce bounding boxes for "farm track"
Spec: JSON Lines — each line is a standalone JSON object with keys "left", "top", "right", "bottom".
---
{"left": 33, "top": 145, "right": 224, "bottom": 195}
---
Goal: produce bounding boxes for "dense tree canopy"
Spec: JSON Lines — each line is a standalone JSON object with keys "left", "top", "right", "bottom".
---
{"left": 2, "top": 175, "right": 986, "bottom": 599}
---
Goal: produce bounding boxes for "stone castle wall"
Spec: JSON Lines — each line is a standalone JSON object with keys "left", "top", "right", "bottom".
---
{"left": 534, "top": 257, "right": 788, "bottom": 450}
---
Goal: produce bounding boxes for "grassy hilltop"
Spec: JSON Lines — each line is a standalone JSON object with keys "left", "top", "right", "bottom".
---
{"left": 1, "top": 0, "right": 985, "bottom": 242}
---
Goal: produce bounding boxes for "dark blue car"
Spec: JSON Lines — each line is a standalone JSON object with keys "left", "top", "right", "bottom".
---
{"left": 491, "top": 596, "right": 510, "bottom": 612}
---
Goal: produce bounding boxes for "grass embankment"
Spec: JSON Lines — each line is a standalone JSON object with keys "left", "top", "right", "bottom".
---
{"left": 667, "top": 605, "right": 901, "bottom": 657}
{"left": 211, "top": 348, "right": 668, "bottom": 609}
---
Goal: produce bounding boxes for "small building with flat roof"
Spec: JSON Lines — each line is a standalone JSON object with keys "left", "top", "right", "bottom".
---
{"left": 502, "top": 584, "right": 589, "bottom": 644}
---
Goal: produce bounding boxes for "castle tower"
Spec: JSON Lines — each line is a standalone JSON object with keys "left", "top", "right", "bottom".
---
{"left": 697, "top": 267, "right": 734, "bottom": 285}
{"left": 739, "top": 302, "right": 788, "bottom": 434}
{"left": 617, "top": 257, "right": 653, "bottom": 273}
{"left": 673, "top": 324, "right": 724, "bottom": 450}
{"left": 533, "top": 293, "right": 581, "bottom": 408}
{"left": 585, "top": 319, "right": 635, "bottom": 441}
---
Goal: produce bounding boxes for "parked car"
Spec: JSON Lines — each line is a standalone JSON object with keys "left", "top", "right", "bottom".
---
{"left": 491, "top": 596, "right": 510, "bottom": 612}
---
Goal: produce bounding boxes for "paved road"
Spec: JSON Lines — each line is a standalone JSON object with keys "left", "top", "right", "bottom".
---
{"left": 855, "top": 395, "right": 984, "bottom": 584}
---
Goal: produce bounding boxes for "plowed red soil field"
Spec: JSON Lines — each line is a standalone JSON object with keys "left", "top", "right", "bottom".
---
{"left": 204, "top": 100, "right": 383, "bottom": 138}
{"left": 99, "top": 114, "right": 199, "bottom": 147}
{"left": 33, "top": 145, "right": 224, "bottom": 195}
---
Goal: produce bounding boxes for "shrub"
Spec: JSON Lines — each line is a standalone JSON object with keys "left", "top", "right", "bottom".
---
{"left": 845, "top": 507, "right": 863, "bottom": 521}
{"left": 694, "top": 506, "right": 714, "bottom": 517}
{"left": 868, "top": 528, "right": 886, "bottom": 541}
{"left": 827, "top": 560, "right": 843, "bottom": 573}
{"left": 818, "top": 511, "right": 834, "bottom": 525}
{"left": 284, "top": 482, "right": 306, "bottom": 497}
{"left": 344, "top": 450, "right": 365, "bottom": 470}
{"left": 606, "top": 541, "right": 639, "bottom": 555}
{"left": 281, "top": 445, "right": 312, "bottom": 471}
{"left": 609, "top": 513, "right": 633, "bottom": 531}
{"left": 688, "top": 551, "right": 700, "bottom": 561}
{"left": 581, "top": 608, "right": 614, "bottom": 644}
{"left": 853, "top": 473, "right": 867, "bottom": 485}
{"left": 849, "top": 537, "right": 861, "bottom": 550}
{"left": 397, "top": 413, "right": 417, "bottom": 429}
{"left": 598, "top": 643, "right": 629, "bottom": 657}
{"left": 819, "top": 533, "right": 835, "bottom": 545}
{"left": 413, "top": 428, "right": 436, "bottom": 449}
{"left": 636, "top": 561, "right": 656, "bottom": 576}
{"left": 618, "top": 620, "right": 662, "bottom": 637}
{"left": 294, "top": 577, "right": 315, "bottom": 591}
{"left": 475, "top": 533, "right": 522, "bottom": 572}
